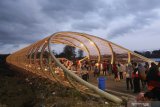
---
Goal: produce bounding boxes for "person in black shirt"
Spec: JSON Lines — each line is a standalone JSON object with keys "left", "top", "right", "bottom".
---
{"left": 133, "top": 62, "right": 141, "bottom": 93}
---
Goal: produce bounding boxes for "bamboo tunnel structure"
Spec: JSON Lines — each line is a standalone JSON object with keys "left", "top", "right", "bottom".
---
{"left": 6, "top": 31, "right": 157, "bottom": 104}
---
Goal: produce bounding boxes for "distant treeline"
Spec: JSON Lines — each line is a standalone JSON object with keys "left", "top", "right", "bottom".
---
{"left": 134, "top": 49, "right": 160, "bottom": 58}
{"left": 0, "top": 54, "right": 10, "bottom": 65}
{"left": 0, "top": 48, "right": 159, "bottom": 64}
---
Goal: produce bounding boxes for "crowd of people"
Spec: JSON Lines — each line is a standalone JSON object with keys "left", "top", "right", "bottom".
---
{"left": 80, "top": 60, "right": 160, "bottom": 100}
{"left": 59, "top": 58, "right": 160, "bottom": 101}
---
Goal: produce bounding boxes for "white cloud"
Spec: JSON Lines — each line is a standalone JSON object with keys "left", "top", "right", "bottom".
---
{"left": 0, "top": 0, "right": 160, "bottom": 53}
{"left": 111, "top": 17, "right": 160, "bottom": 51}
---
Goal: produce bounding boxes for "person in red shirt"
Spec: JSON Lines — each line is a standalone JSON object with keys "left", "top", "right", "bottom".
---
{"left": 112, "top": 63, "right": 118, "bottom": 81}
{"left": 102, "top": 61, "right": 107, "bottom": 76}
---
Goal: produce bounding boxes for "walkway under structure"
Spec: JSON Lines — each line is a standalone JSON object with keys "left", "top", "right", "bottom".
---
{"left": 6, "top": 31, "right": 157, "bottom": 104}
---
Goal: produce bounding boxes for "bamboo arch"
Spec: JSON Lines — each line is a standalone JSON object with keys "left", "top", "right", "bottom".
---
{"left": 6, "top": 31, "right": 157, "bottom": 104}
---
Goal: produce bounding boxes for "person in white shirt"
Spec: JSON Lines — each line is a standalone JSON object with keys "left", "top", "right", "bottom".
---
{"left": 126, "top": 63, "right": 133, "bottom": 90}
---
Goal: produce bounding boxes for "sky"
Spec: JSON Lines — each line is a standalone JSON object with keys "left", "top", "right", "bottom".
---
{"left": 0, "top": 0, "right": 160, "bottom": 54}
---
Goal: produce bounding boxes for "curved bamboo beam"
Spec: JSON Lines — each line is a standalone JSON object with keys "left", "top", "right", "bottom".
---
{"left": 107, "top": 42, "right": 115, "bottom": 64}
{"left": 77, "top": 33, "right": 101, "bottom": 62}
{"left": 80, "top": 32, "right": 156, "bottom": 64}
{"left": 128, "top": 52, "right": 131, "bottom": 63}
{"left": 39, "top": 42, "right": 52, "bottom": 79}
{"left": 48, "top": 35, "right": 123, "bottom": 104}
{"left": 7, "top": 31, "right": 157, "bottom": 104}
{"left": 52, "top": 38, "right": 87, "bottom": 54}
{"left": 78, "top": 33, "right": 101, "bottom": 62}
{"left": 54, "top": 36, "right": 91, "bottom": 60}
{"left": 55, "top": 33, "right": 101, "bottom": 62}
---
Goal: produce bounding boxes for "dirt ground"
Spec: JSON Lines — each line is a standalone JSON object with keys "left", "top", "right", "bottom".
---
{"left": 0, "top": 60, "right": 124, "bottom": 107}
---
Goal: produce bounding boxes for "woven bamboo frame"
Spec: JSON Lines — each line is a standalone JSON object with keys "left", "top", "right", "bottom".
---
{"left": 6, "top": 31, "right": 157, "bottom": 103}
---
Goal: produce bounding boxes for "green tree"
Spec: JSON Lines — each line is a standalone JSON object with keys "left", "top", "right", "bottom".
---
{"left": 63, "top": 45, "right": 76, "bottom": 60}
{"left": 78, "top": 49, "right": 84, "bottom": 59}
{"left": 146, "top": 51, "right": 151, "bottom": 57}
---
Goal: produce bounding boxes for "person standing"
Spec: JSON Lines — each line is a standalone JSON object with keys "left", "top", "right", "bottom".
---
{"left": 94, "top": 66, "right": 99, "bottom": 77}
{"left": 133, "top": 62, "right": 141, "bottom": 93}
{"left": 117, "top": 63, "right": 123, "bottom": 79}
{"left": 113, "top": 63, "right": 118, "bottom": 81}
{"left": 126, "top": 63, "right": 133, "bottom": 90}
{"left": 144, "top": 62, "right": 149, "bottom": 74}
{"left": 146, "top": 62, "right": 158, "bottom": 91}
{"left": 102, "top": 61, "right": 107, "bottom": 76}
{"left": 82, "top": 69, "right": 89, "bottom": 81}
{"left": 144, "top": 62, "right": 160, "bottom": 100}
{"left": 138, "top": 63, "right": 146, "bottom": 90}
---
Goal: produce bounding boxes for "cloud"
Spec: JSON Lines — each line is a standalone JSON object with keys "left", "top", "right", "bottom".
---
{"left": 40, "top": 0, "right": 99, "bottom": 22}
{"left": 111, "top": 18, "right": 160, "bottom": 51}
{"left": 0, "top": 0, "right": 160, "bottom": 53}
{"left": 0, "top": 0, "right": 49, "bottom": 44}
{"left": 0, "top": 43, "right": 29, "bottom": 54}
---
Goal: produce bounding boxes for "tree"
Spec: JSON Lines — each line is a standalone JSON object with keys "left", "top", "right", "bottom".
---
{"left": 152, "top": 50, "right": 160, "bottom": 58}
{"left": 78, "top": 49, "right": 84, "bottom": 59}
{"left": 134, "top": 50, "right": 160, "bottom": 58}
{"left": 134, "top": 51, "right": 142, "bottom": 55}
{"left": 62, "top": 45, "right": 76, "bottom": 60}
{"left": 144, "top": 51, "right": 151, "bottom": 58}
